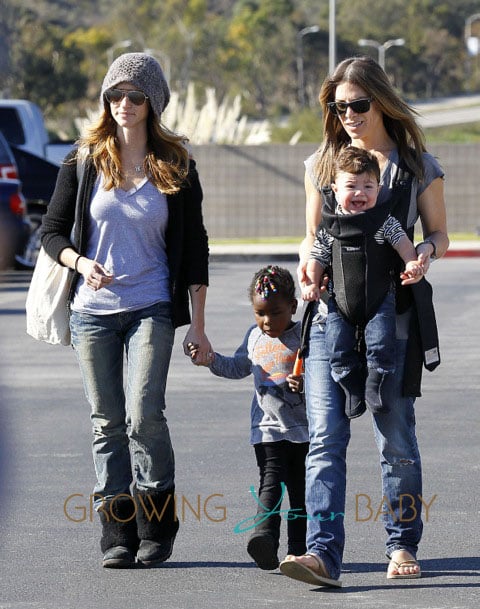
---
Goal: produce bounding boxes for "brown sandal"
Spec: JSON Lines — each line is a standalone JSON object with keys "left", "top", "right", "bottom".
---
{"left": 279, "top": 553, "right": 342, "bottom": 587}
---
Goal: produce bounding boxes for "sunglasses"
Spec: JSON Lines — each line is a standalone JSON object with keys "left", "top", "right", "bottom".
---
{"left": 104, "top": 89, "right": 149, "bottom": 106}
{"left": 327, "top": 97, "right": 373, "bottom": 116}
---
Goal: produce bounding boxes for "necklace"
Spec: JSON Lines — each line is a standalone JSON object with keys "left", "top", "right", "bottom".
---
{"left": 121, "top": 151, "right": 146, "bottom": 176}
{"left": 123, "top": 164, "right": 146, "bottom": 179}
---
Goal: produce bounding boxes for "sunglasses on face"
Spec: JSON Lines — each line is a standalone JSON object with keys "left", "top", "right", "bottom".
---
{"left": 327, "top": 97, "right": 373, "bottom": 116}
{"left": 104, "top": 89, "right": 149, "bottom": 106}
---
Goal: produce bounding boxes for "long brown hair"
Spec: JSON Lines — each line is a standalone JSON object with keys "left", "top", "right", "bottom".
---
{"left": 77, "top": 101, "right": 189, "bottom": 194}
{"left": 315, "top": 55, "right": 426, "bottom": 186}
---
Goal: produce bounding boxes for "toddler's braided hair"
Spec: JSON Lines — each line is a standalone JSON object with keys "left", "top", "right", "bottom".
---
{"left": 248, "top": 265, "right": 296, "bottom": 302}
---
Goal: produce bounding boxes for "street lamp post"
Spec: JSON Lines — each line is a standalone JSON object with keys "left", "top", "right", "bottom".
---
{"left": 465, "top": 14, "right": 480, "bottom": 89}
{"left": 107, "top": 40, "right": 132, "bottom": 66}
{"left": 465, "top": 13, "right": 480, "bottom": 55}
{"left": 329, "top": 0, "right": 336, "bottom": 75}
{"left": 296, "top": 25, "right": 320, "bottom": 107}
{"left": 358, "top": 38, "right": 405, "bottom": 71}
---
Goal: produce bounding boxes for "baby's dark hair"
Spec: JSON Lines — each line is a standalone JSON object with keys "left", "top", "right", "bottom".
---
{"left": 248, "top": 265, "right": 296, "bottom": 302}
{"left": 334, "top": 146, "right": 380, "bottom": 183}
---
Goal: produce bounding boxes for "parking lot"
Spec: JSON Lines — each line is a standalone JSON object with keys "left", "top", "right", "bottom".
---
{"left": 0, "top": 257, "right": 479, "bottom": 609}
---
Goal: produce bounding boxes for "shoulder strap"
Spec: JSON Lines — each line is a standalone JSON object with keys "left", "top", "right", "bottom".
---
{"left": 389, "top": 157, "right": 415, "bottom": 233}
{"left": 76, "top": 155, "right": 85, "bottom": 185}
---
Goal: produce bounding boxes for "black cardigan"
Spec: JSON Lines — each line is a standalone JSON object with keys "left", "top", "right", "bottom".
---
{"left": 41, "top": 151, "right": 209, "bottom": 329}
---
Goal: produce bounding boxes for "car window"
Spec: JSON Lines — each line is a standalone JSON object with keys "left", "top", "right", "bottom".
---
{"left": 0, "top": 109, "right": 25, "bottom": 146}
{"left": 0, "top": 133, "right": 14, "bottom": 163}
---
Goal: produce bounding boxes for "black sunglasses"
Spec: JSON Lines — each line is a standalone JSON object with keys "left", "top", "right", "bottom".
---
{"left": 104, "top": 89, "right": 149, "bottom": 106}
{"left": 327, "top": 97, "right": 373, "bottom": 116}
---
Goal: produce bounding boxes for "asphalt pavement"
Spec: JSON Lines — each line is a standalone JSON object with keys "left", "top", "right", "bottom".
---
{"left": 0, "top": 256, "right": 479, "bottom": 609}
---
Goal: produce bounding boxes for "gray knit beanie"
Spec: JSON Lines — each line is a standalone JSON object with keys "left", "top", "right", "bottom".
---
{"left": 101, "top": 52, "right": 170, "bottom": 119}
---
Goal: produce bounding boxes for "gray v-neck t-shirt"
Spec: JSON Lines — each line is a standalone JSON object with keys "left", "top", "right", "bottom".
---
{"left": 72, "top": 176, "right": 170, "bottom": 314}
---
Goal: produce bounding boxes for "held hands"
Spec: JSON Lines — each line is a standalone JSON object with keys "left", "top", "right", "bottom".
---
{"left": 186, "top": 341, "right": 211, "bottom": 366}
{"left": 183, "top": 329, "right": 213, "bottom": 366}
{"left": 76, "top": 257, "right": 114, "bottom": 291}
{"left": 300, "top": 275, "right": 329, "bottom": 302}
{"left": 301, "top": 281, "right": 322, "bottom": 302}
{"left": 400, "top": 253, "right": 429, "bottom": 286}
{"left": 298, "top": 259, "right": 329, "bottom": 302}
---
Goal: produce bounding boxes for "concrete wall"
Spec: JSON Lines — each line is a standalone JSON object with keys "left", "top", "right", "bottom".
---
{"left": 192, "top": 143, "right": 478, "bottom": 238}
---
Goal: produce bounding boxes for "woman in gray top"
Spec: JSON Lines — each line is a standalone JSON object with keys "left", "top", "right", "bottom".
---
{"left": 280, "top": 55, "right": 448, "bottom": 587}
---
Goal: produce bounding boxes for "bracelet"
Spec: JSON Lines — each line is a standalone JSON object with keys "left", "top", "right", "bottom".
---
{"left": 416, "top": 239, "right": 436, "bottom": 260}
{"left": 74, "top": 254, "right": 83, "bottom": 272}
{"left": 422, "top": 238, "right": 437, "bottom": 260}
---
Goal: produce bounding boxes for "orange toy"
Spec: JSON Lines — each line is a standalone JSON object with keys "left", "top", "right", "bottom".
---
{"left": 292, "top": 350, "right": 303, "bottom": 376}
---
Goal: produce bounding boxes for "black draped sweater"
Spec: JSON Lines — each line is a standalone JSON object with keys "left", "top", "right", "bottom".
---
{"left": 41, "top": 151, "right": 209, "bottom": 329}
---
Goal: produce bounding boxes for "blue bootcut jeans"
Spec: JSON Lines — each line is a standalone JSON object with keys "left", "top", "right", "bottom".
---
{"left": 304, "top": 302, "right": 423, "bottom": 580}
{"left": 70, "top": 302, "right": 175, "bottom": 510}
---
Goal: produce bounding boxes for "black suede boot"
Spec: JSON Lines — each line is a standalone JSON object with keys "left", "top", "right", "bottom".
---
{"left": 365, "top": 369, "right": 391, "bottom": 414}
{"left": 247, "top": 532, "right": 279, "bottom": 570}
{"left": 338, "top": 366, "right": 367, "bottom": 419}
{"left": 98, "top": 495, "right": 139, "bottom": 568}
{"left": 134, "top": 487, "right": 179, "bottom": 566}
{"left": 246, "top": 510, "right": 280, "bottom": 570}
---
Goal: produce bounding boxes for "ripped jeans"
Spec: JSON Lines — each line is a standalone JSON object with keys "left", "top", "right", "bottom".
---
{"left": 304, "top": 302, "right": 423, "bottom": 580}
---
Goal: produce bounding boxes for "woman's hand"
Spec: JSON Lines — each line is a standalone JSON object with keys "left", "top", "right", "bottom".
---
{"left": 77, "top": 257, "right": 114, "bottom": 291}
{"left": 183, "top": 327, "right": 212, "bottom": 366}
{"left": 414, "top": 243, "right": 434, "bottom": 274}
{"left": 298, "top": 266, "right": 329, "bottom": 300}
{"left": 296, "top": 258, "right": 309, "bottom": 289}
{"left": 301, "top": 282, "right": 322, "bottom": 301}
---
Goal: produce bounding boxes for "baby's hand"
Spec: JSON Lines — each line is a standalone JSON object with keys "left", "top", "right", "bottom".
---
{"left": 400, "top": 259, "right": 424, "bottom": 285}
{"left": 287, "top": 374, "right": 304, "bottom": 393}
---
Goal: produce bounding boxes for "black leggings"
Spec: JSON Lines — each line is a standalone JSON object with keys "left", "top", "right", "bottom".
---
{"left": 253, "top": 440, "right": 309, "bottom": 554}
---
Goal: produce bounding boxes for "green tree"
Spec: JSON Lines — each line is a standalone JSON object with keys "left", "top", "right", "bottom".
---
{"left": 221, "top": 0, "right": 297, "bottom": 114}
{"left": 2, "top": 0, "right": 480, "bottom": 127}
{"left": 8, "top": 12, "right": 87, "bottom": 115}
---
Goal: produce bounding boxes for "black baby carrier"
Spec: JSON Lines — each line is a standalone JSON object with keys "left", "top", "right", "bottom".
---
{"left": 301, "top": 161, "right": 440, "bottom": 397}
{"left": 320, "top": 186, "right": 398, "bottom": 327}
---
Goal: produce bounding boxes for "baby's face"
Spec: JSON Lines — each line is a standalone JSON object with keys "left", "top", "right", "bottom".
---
{"left": 332, "top": 170, "right": 380, "bottom": 214}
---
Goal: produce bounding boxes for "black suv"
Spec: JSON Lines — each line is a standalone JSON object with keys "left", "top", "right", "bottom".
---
{"left": 0, "top": 131, "right": 30, "bottom": 270}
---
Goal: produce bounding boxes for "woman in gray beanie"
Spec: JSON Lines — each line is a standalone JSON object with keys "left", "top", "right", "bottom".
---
{"left": 42, "top": 52, "right": 212, "bottom": 568}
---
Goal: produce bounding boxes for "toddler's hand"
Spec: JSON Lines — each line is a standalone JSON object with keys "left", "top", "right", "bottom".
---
{"left": 187, "top": 342, "right": 213, "bottom": 366}
{"left": 287, "top": 374, "right": 304, "bottom": 393}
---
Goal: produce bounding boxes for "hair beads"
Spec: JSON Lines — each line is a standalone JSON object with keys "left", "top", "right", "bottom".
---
{"left": 249, "top": 265, "right": 296, "bottom": 302}
{"left": 255, "top": 267, "right": 278, "bottom": 300}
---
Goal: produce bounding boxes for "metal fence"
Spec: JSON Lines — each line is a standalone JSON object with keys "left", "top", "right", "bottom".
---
{"left": 192, "top": 143, "right": 479, "bottom": 239}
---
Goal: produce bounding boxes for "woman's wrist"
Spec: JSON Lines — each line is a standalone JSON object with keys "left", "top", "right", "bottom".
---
{"left": 74, "top": 254, "right": 83, "bottom": 272}
{"left": 416, "top": 239, "right": 436, "bottom": 260}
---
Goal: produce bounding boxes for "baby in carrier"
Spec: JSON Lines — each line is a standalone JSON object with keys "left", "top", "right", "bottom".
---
{"left": 302, "top": 147, "right": 425, "bottom": 418}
